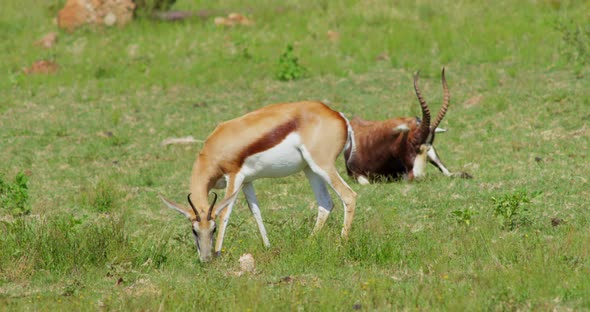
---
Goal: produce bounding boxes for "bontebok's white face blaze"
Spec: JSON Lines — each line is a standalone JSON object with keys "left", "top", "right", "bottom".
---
{"left": 412, "top": 144, "right": 430, "bottom": 179}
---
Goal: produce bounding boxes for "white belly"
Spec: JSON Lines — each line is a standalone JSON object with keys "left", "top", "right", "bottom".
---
{"left": 240, "top": 133, "right": 306, "bottom": 182}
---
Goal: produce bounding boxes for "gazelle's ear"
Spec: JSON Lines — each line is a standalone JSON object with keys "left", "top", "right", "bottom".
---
{"left": 159, "top": 195, "right": 193, "bottom": 220}
{"left": 213, "top": 190, "right": 241, "bottom": 218}
{"left": 435, "top": 127, "right": 447, "bottom": 133}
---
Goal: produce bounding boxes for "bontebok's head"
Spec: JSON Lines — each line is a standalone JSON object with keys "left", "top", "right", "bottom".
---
{"left": 159, "top": 192, "right": 233, "bottom": 262}
{"left": 408, "top": 68, "right": 451, "bottom": 179}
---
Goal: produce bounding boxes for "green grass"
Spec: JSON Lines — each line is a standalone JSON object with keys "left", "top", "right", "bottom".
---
{"left": 1, "top": 0, "right": 589, "bottom": 310}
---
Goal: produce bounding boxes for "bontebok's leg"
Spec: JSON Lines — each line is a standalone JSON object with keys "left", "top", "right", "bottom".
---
{"left": 426, "top": 145, "right": 452, "bottom": 176}
{"left": 242, "top": 182, "right": 270, "bottom": 247}
{"left": 304, "top": 167, "right": 334, "bottom": 234}
{"left": 427, "top": 145, "right": 472, "bottom": 179}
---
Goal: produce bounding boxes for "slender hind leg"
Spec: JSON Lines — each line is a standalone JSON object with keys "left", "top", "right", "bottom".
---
{"left": 242, "top": 182, "right": 270, "bottom": 247}
{"left": 299, "top": 147, "right": 357, "bottom": 238}
{"left": 303, "top": 167, "right": 334, "bottom": 234}
{"left": 324, "top": 166, "right": 357, "bottom": 238}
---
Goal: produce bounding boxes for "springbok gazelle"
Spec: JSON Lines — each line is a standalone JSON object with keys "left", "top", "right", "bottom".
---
{"left": 159, "top": 101, "right": 357, "bottom": 262}
{"left": 344, "top": 68, "right": 472, "bottom": 184}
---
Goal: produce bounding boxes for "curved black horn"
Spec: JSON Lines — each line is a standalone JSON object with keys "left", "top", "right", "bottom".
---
{"left": 432, "top": 67, "right": 450, "bottom": 132}
{"left": 412, "top": 71, "right": 431, "bottom": 145}
{"left": 207, "top": 192, "right": 218, "bottom": 221}
{"left": 187, "top": 193, "right": 201, "bottom": 222}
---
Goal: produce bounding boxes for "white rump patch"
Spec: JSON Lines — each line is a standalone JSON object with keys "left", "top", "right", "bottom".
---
{"left": 340, "top": 112, "right": 356, "bottom": 158}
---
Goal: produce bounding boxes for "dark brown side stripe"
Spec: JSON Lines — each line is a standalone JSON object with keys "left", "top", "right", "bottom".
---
{"left": 237, "top": 118, "right": 299, "bottom": 166}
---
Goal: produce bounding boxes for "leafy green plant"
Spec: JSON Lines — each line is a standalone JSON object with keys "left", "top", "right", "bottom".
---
{"left": 451, "top": 207, "right": 477, "bottom": 226}
{"left": 80, "top": 178, "right": 122, "bottom": 213}
{"left": 108, "top": 134, "right": 129, "bottom": 147}
{"left": 134, "top": 0, "right": 177, "bottom": 16}
{"left": 276, "top": 45, "right": 307, "bottom": 81}
{"left": 491, "top": 191, "right": 537, "bottom": 230}
{"left": 557, "top": 21, "right": 590, "bottom": 67}
{"left": 0, "top": 213, "right": 129, "bottom": 275}
{"left": 0, "top": 171, "right": 30, "bottom": 216}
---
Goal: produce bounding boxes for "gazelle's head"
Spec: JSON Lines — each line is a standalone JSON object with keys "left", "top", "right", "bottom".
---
{"left": 159, "top": 193, "right": 232, "bottom": 262}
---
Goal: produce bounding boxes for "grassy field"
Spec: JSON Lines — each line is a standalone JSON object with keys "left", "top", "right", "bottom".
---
{"left": 1, "top": 0, "right": 589, "bottom": 310}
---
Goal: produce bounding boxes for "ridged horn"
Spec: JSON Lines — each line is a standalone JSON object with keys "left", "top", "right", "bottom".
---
{"left": 412, "top": 71, "right": 431, "bottom": 145}
{"left": 432, "top": 67, "right": 450, "bottom": 131}
{"left": 207, "top": 192, "right": 218, "bottom": 221}
{"left": 187, "top": 193, "right": 201, "bottom": 222}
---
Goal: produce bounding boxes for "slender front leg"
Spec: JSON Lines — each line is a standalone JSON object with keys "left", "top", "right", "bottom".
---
{"left": 426, "top": 145, "right": 452, "bottom": 176}
{"left": 214, "top": 174, "right": 244, "bottom": 256}
{"left": 242, "top": 182, "right": 270, "bottom": 248}
{"left": 303, "top": 167, "right": 334, "bottom": 235}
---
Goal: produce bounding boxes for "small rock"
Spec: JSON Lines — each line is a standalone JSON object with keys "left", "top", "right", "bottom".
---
{"left": 104, "top": 12, "right": 117, "bottom": 26}
{"left": 239, "top": 253, "right": 255, "bottom": 273}
{"left": 280, "top": 276, "right": 293, "bottom": 283}
{"left": 97, "top": 131, "right": 114, "bottom": 138}
{"left": 127, "top": 44, "right": 139, "bottom": 58}
{"left": 327, "top": 30, "right": 340, "bottom": 42}
{"left": 214, "top": 16, "right": 230, "bottom": 26}
{"left": 23, "top": 60, "right": 59, "bottom": 75}
{"left": 463, "top": 95, "right": 483, "bottom": 108}
{"left": 376, "top": 52, "right": 390, "bottom": 61}
{"left": 551, "top": 217, "right": 563, "bottom": 227}
{"left": 34, "top": 32, "right": 58, "bottom": 49}
{"left": 58, "top": 0, "right": 135, "bottom": 32}
{"left": 214, "top": 13, "right": 253, "bottom": 27}
{"left": 228, "top": 13, "right": 253, "bottom": 26}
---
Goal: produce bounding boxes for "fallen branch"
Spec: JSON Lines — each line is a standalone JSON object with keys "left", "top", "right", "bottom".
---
{"left": 161, "top": 136, "right": 202, "bottom": 146}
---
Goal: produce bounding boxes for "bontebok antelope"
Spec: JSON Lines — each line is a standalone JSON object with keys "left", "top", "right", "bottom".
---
{"left": 159, "top": 101, "right": 357, "bottom": 262}
{"left": 344, "top": 68, "right": 472, "bottom": 184}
